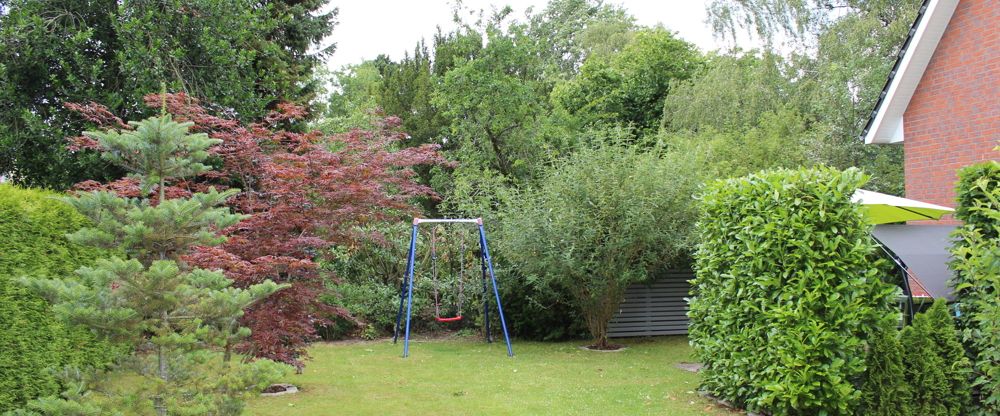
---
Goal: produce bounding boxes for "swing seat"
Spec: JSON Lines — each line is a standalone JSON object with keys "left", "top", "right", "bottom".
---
{"left": 435, "top": 315, "right": 463, "bottom": 323}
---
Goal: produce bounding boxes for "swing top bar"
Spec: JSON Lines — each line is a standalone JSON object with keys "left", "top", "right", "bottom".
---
{"left": 413, "top": 217, "right": 483, "bottom": 225}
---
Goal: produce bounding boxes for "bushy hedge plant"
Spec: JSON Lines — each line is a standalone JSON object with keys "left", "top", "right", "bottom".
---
{"left": 500, "top": 143, "right": 703, "bottom": 348}
{"left": 949, "top": 157, "right": 1000, "bottom": 415}
{"left": 690, "top": 167, "right": 896, "bottom": 415}
{"left": 0, "top": 185, "right": 122, "bottom": 412}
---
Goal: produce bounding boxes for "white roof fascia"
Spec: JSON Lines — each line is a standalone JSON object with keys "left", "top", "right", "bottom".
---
{"left": 864, "top": 0, "right": 960, "bottom": 144}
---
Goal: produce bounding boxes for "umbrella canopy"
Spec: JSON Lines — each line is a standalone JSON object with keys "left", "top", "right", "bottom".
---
{"left": 852, "top": 189, "right": 954, "bottom": 224}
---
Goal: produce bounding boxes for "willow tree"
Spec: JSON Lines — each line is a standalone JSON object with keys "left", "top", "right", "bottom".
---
{"left": 500, "top": 142, "right": 704, "bottom": 349}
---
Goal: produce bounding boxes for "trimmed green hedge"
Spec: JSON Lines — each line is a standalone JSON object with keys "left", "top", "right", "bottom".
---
{"left": 689, "top": 167, "right": 896, "bottom": 415}
{"left": 0, "top": 185, "right": 122, "bottom": 412}
{"left": 950, "top": 157, "right": 1000, "bottom": 415}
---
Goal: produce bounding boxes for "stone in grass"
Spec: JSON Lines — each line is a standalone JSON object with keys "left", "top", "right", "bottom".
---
{"left": 261, "top": 384, "right": 299, "bottom": 397}
{"left": 674, "top": 362, "right": 702, "bottom": 373}
{"left": 578, "top": 343, "right": 628, "bottom": 352}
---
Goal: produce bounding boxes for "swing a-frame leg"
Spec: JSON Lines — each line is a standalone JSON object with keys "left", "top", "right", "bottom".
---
{"left": 395, "top": 217, "right": 513, "bottom": 358}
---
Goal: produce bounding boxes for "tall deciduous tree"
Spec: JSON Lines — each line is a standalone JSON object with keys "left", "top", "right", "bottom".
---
{"left": 552, "top": 28, "right": 703, "bottom": 137}
{"left": 526, "top": 0, "right": 635, "bottom": 76}
{"left": 22, "top": 113, "right": 285, "bottom": 415}
{"left": 700, "top": 0, "right": 920, "bottom": 195}
{"left": 0, "top": 0, "right": 337, "bottom": 189}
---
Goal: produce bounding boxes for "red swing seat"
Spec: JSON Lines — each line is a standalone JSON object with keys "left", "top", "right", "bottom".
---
{"left": 435, "top": 315, "right": 463, "bottom": 323}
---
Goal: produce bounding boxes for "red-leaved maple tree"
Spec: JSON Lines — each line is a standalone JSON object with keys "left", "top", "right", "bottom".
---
{"left": 68, "top": 94, "right": 446, "bottom": 369}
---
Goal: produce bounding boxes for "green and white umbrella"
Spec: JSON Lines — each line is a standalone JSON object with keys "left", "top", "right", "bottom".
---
{"left": 852, "top": 189, "right": 954, "bottom": 224}
{"left": 853, "top": 189, "right": 954, "bottom": 322}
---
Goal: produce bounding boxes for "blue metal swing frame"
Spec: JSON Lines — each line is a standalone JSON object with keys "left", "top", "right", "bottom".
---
{"left": 392, "top": 218, "right": 513, "bottom": 358}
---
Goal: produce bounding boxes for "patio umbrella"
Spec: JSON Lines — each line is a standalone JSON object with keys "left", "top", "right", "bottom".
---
{"left": 852, "top": 189, "right": 954, "bottom": 224}
{"left": 851, "top": 189, "right": 954, "bottom": 323}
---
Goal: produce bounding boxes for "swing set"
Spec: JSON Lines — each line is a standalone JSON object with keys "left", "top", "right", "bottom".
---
{"left": 392, "top": 218, "right": 513, "bottom": 358}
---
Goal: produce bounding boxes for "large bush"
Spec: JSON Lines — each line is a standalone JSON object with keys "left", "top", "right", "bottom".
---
{"left": 0, "top": 185, "right": 122, "bottom": 412}
{"left": 689, "top": 167, "right": 897, "bottom": 415}
{"left": 500, "top": 143, "right": 703, "bottom": 348}
{"left": 950, "top": 157, "right": 1000, "bottom": 415}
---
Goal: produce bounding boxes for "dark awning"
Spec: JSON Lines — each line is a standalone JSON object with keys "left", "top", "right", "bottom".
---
{"left": 873, "top": 224, "right": 958, "bottom": 300}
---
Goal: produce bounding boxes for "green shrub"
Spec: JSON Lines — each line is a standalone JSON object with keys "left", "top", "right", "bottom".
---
{"left": 901, "top": 322, "right": 950, "bottom": 415}
{"left": 924, "top": 299, "right": 973, "bottom": 413}
{"left": 859, "top": 319, "right": 912, "bottom": 416}
{"left": 494, "top": 265, "right": 588, "bottom": 341}
{"left": 901, "top": 299, "right": 972, "bottom": 416}
{"left": 949, "top": 157, "right": 1000, "bottom": 415}
{"left": 499, "top": 143, "right": 703, "bottom": 348}
{"left": 690, "top": 166, "right": 897, "bottom": 415}
{"left": 0, "top": 185, "right": 122, "bottom": 412}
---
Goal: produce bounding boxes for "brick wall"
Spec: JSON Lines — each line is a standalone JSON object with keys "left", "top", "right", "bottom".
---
{"left": 903, "top": 0, "right": 999, "bottom": 223}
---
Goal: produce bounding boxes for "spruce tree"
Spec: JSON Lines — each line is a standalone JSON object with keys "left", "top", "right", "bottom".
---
{"left": 22, "top": 114, "right": 286, "bottom": 415}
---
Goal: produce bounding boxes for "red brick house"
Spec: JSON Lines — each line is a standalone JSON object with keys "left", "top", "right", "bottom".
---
{"left": 862, "top": 0, "right": 997, "bottom": 304}
{"left": 861, "top": 0, "right": 998, "bottom": 220}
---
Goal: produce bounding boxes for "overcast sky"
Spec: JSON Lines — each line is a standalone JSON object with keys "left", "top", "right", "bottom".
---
{"left": 324, "top": 1, "right": 747, "bottom": 71}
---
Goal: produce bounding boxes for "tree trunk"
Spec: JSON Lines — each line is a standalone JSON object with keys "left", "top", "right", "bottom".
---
{"left": 155, "top": 343, "right": 167, "bottom": 416}
{"left": 154, "top": 311, "right": 169, "bottom": 416}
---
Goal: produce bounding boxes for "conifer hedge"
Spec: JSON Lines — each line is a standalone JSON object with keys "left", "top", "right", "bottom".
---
{"left": 950, "top": 157, "right": 1000, "bottom": 415}
{"left": 858, "top": 318, "right": 911, "bottom": 416}
{"left": 0, "top": 185, "right": 121, "bottom": 412}
{"left": 906, "top": 299, "right": 972, "bottom": 415}
{"left": 689, "top": 167, "right": 896, "bottom": 415}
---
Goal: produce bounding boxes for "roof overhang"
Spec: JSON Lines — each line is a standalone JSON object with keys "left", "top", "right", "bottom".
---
{"left": 862, "top": 0, "right": 960, "bottom": 144}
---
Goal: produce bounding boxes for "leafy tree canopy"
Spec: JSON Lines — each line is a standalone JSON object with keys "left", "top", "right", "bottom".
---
{"left": 553, "top": 28, "right": 703, "bottom": 137}
{"left": 0, "top": 0, "right": 337, "bottom": 189}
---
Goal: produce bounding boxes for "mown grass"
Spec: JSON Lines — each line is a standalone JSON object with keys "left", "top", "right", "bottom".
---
{"left": 247, "top": 335, "right": 737, "bottom": 415}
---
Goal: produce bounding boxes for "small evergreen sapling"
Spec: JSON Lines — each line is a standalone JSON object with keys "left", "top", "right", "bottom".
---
{"left": 923, "top": 299, "right": 973, "bottom": 414}
{"left": 901, "top": 299, "right": 972, "bottom": 416}
{"left": 859, "top": 318, "right": 912, "bottom": 416}
{"left": 22, "top": 114, "right": 287, "bottom": 415}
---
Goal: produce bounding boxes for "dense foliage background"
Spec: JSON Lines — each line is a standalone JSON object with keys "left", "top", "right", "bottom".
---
{"left": 0, "top": 0, "right": 336, "bottom": 188}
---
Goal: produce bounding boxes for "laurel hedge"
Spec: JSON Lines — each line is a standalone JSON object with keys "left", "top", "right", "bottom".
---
{"left": 0, "top": 185, "right": 122, "bottom": 412}
{"left": 950, "top": 157, "right": 1000, "bottom": 415}
{"left": 689, "top": 167, "right": 897, "bottom": 415}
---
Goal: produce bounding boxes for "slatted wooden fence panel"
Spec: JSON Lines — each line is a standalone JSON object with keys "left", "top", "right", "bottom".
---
{"left": 607, "top": 270, "right": 692, "bottom": 337}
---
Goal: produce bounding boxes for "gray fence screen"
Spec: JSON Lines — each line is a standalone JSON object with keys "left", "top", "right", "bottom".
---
{"left": 607, "top": 270, "right": 693, "bottom": 337}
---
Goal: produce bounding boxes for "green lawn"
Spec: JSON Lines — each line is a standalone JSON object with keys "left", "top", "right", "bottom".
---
{"left": 247, "top": 335, "right": 738, "bottom": 415}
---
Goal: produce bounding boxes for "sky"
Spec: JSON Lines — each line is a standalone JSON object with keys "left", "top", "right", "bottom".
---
{"left": 323, "top": 0, "right": 749, "bottom": 71}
